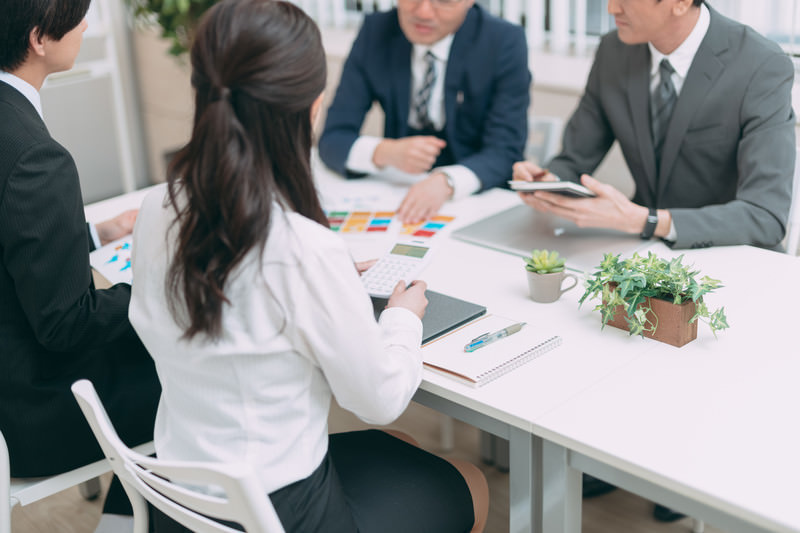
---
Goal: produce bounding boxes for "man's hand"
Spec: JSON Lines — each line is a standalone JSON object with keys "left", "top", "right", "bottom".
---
{"left": 373, "top": 136, "right": 447, "bottom": 174}
{"left": 512, "top": 160, "right": 557, "bottom": 182}
{"left": 520, "top": 174, "right": 650, "bottom": 234}
{"left": 396, "top": 172, "right": 453, "bottom": 224}
{"left": 96, "top": 209, "right": 138, "bottom": 246}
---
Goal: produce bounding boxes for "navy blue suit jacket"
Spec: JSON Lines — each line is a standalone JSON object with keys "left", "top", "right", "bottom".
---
{"left": 319, "top": 5, "right": 531, "bottom": 191}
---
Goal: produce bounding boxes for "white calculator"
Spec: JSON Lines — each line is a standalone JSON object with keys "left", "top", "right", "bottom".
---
{"left": 361, "top": 240, "right": 433, "bottom": 298}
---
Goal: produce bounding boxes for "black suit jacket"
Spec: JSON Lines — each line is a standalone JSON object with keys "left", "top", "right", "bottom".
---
{"left": 319, "top": 5, "right": 531, "bottom": 191}
{"left": 0, "top": 80, "right": 158, "bottom": 476}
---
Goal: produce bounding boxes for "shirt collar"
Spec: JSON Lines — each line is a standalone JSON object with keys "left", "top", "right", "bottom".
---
{"left": 648, "top": 3, "right": 710, "bottom": 80}
{"left": 0, "top": 71, "right": 43, "bottom": 119}
{"left": 413, "top": 33, "right": 455, "bottom": 64}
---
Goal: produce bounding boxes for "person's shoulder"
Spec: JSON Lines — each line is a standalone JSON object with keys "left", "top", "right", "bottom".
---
{"left": 468, "top": 4, "right": 524, "bottom": 41}
{"left": 134, "top": 183, "right": 173, "bottom": 237}
{"left": 140, "top": 183, "right": 170, "bottom": 215}
{"left": 266, "top": 209, "right": 348, "bottom": 266}
{"left": 710, "top": 8, "right": 787, "bottom": 60}
{"left": 360, "top": 8, "right": 401, "bottom": 36}
{"left": 0, "top": 87, "right": 51, "bottom": 159}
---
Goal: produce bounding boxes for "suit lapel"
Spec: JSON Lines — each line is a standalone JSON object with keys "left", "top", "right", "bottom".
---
{"left": 391, "top": 32, "right": 413, "bottom": 137}
{"left": 627, "top": 45, "right": 657, "bottom": 205}
{"left": 443, "top": 6, "right": 477, "bottom": 140}
{"left": 657, "top": 8, "right": 727, "bottom": 202}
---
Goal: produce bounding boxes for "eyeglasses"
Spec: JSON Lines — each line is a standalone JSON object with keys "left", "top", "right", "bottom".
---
{"left": 401, "top": 0, "right": 466, "bottom": 8}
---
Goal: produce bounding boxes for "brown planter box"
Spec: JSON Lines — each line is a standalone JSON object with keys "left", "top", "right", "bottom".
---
{"left": 606, "top": 296, "right": 698, "bottom": 348}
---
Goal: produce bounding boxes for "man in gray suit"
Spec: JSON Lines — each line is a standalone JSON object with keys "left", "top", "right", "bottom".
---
{"left": 513, "top": 0, "right": 795, "bottom": 250}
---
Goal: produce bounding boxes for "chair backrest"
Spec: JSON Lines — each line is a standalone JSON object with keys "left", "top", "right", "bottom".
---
{"left": 1, "top": 429, "right": 10, "bottom": 533}
{"left": 784, "top": 146, "right": 800, "bottom": 256}
{"left": 70, "top": 380, "right": 284, "bottom": 533}
{"left": 525, "top": 115, "right": 563, "bottom": 168}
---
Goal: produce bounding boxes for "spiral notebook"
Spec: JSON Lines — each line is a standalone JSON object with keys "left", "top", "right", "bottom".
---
{"left": 422, "top": 314, "right": 562, "bottom": 387}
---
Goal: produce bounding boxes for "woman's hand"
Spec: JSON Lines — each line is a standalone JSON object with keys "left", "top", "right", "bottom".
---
{"left": 387, "top": 280, "right": 428, "bottom": 319}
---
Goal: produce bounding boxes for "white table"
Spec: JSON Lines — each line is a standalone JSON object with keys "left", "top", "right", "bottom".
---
{"left": 87, "top": 165, "right": 800, "bottom": 533}
{"left": 312, "top": 160, "right": 662, "bottom": 533}
{"left": 534, "top": 244, "right": 800, "bottom": 533}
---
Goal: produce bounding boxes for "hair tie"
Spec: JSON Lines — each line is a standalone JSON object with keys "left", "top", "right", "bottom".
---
{"left": 212, "top": 86, "right": 231, "bottom": 102}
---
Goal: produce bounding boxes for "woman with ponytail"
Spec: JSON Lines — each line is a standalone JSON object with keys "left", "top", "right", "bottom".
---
{"left": 129, "top": 1, "right": 488, "bottom": 531}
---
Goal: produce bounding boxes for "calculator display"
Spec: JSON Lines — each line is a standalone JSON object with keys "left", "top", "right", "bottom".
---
{"left": 389, "top": 244, "right": 429, "bottom": 258}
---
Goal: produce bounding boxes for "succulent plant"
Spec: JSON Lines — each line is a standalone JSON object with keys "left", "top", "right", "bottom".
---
{"left": 524, "top": 249, "right": 565, "bottom": 274}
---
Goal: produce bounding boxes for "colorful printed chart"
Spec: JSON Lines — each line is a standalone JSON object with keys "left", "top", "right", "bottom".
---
{"left": 401, "top": 215, "right": 456, "bottom": 238}
{"left": 327, "top": 211, "right": 456, "bottom": 239}
{"left": 327, "top": 211, "right": 396, "bottom": 233}
{"left": 89, "top": 236, "right": 133, "bottom": 285}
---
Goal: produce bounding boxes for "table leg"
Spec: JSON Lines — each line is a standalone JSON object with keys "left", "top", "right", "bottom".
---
{"left": 541, "top": 440, "right": 582, "bottom": 533}
{"left": 508, "top": 426, "right": 539, "bottom": 533}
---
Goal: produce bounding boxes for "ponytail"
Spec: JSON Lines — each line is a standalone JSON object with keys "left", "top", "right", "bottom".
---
{"left": 165, "top": 0, "right": 327, "bottom": 340}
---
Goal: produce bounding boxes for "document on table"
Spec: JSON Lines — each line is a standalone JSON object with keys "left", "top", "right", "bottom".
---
{"left": 422, "top": 314, "right": 562, "bottom": 387}
{"left": 89, "top": 236, "right": 133, "bottom": 285}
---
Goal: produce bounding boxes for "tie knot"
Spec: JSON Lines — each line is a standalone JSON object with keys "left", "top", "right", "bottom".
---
{"left": 659, "top": 58, "right": 675, "bottom": 77}
{"left": 425, "top": 50, "right": 436, "bottom": 65}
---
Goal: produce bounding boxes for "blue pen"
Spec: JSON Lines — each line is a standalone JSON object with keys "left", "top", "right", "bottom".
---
{"left": 464, "top": 322, "right": 526, "bottom": 352}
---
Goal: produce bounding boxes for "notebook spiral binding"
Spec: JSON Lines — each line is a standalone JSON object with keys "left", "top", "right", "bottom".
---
{"left": 474, "top": 335, "right": 563, "bottom": 386}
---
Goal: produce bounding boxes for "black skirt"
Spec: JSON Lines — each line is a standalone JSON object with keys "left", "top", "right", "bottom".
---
{"left": 154, "top": 429, "right": 474, "bottom": 533}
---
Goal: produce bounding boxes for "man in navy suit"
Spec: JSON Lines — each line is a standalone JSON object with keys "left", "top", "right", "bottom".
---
{"left": 319, "top": 0, "right": 531, "bottom": 223}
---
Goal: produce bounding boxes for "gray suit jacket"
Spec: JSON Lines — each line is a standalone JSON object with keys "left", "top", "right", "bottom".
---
{"left": 548, "top": 7, "right": 795, "bottom": 249}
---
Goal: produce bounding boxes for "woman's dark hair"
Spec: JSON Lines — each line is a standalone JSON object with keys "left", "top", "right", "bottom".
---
{"left": 165, "top": 0, "right": 327, "bottom": 340}
{"left": 0, "top": 0, "right": 91, "bottom": 71}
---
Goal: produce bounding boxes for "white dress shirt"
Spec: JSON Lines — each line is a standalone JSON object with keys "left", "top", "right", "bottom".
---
{"left": 129, "top": 184, "right": 424, "bottom": 494}
{"left": 344, "top": 35, "right": 481, "bottom": 200}
{"left": 648, "top": 3, "right": 710, "bottom": 242}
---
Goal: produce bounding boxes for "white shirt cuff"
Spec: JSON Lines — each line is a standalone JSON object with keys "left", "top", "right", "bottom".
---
{"left": 664, "top": 218, "right": 678, "bottom": 242}
{"left": 88, "top": 222, "right": 102, "bottom": 249}
{"left": 433, "top": 164, "right": 481, "bottom": 201}
{"left": 345, "top": 136, "right": 383, "bottom": 175}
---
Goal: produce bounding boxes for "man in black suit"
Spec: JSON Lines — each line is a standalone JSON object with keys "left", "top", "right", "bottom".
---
{"left": 0, "top": 1, "right": 159, "bottom": 530}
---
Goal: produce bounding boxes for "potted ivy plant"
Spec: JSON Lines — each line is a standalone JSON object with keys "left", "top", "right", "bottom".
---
{"left": 123, "top": 0, "right": 220, "bottom": 180}
{"left": 579, "top": 252, "right": 729, "bottom": 347}
{"left": 524, "top": 250, "right": 577, "bottom": 303}
{"left": 125, "top": 0, "right": 219, "bottom": 56}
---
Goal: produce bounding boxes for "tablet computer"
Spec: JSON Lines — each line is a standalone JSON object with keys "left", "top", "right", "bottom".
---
{"left": 372, "top": 290, "right": 486, "bottom": 345}
{"left": 508, "top": 180, "right": 596, "bottom": 198}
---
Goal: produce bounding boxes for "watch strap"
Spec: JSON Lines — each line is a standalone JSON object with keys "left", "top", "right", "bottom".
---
{"left": 640, "top": 208, "right": 658, "bottom": 240}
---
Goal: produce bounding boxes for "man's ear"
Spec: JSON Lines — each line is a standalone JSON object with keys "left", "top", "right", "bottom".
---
{"left": 28, "top": 26, "right": 47, "bottom": 58}
{"left": 672, "top": 0, "right": 696, "bottom": 17}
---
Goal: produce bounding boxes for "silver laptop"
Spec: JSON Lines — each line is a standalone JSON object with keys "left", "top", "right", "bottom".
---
{"left": 452, "top": 205, "right": 647, "bottom": 272}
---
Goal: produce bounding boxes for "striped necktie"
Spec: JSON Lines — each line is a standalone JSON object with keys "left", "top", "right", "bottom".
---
{"left": 650, "top": 58, "right": 677, "bottom": 171}
{"left": 412, "top": 51, "right": 436, "bottom": 130}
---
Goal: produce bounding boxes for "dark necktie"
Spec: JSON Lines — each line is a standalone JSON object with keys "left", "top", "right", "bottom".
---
{"left": 650, "top": 58, "right": 677, "bottom": 171}
{"left": 412, "top": 51, "right": 436, "bottom": 130}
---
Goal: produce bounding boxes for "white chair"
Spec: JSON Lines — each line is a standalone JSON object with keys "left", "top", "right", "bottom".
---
{"left": 783, "top": 146, "right": 800, "bottom": 255}
{"left": 71, "top": 379, "right": 284, "bottom": 533}
{"left": 1, "top": 428, "right": 153, "bottom": 533}
{"left": 526, "top": 114, "right": 564, "bottom": 167}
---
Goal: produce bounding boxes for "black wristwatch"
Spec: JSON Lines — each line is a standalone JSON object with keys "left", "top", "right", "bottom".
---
{"left": 640, "top": 208, "right": 658, "bottom": 240}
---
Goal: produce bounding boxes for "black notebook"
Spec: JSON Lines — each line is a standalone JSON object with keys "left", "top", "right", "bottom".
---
{"left": 371, "top": 290, "right": 487, "bottom": 344}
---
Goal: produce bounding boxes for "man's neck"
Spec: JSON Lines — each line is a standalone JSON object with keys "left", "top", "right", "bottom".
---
{"left": 9, "top": 63, "right": 47, "bottom": 91}
{"left": 651, "top": 7, "right": 702, "bottom": 55}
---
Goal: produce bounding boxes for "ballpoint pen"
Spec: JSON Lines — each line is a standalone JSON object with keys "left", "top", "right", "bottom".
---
{"left": 464, "top": 322, "right": 526, "bottom": 352}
